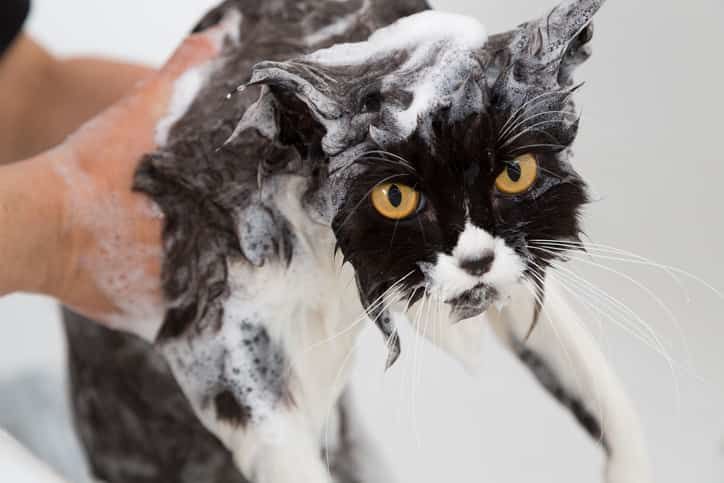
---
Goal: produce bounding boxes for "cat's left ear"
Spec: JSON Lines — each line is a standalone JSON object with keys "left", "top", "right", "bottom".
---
{"left": 483, "top": 0, "right": 605, "bottom": 90}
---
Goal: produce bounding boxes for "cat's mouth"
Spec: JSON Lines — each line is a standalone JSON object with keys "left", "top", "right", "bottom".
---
{"left": 445, "top": 283, "right": 498, "bottom": 323}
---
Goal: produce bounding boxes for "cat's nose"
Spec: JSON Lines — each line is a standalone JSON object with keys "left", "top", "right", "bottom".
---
{"left": 459, "top": 252, "right": 495, "bottom": 277}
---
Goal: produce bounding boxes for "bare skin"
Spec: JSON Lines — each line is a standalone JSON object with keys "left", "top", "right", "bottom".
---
{"left": 0, "top": 31, "right": 222, "bottom": 334}
{"left": 0, "top": 35, "right": 153, "bottom": 164}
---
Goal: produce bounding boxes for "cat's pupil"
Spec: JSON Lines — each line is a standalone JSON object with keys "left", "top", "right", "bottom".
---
{"left": 507, "top": 162, "right": 522, "bottom": 182}
{"left": 388, "top": 185, "right": 403, "bottom": 207}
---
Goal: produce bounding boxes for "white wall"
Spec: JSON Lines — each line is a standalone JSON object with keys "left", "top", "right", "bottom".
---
{"left": 1, "top": 1, "right": 723, "bottom": 482}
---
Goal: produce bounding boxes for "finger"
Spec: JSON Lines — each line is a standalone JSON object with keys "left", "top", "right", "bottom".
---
{"left": 69, "top": 30, "right": 223, "bottom": 160}
{"left": 157, "top": 32, "right": 220, "bottom": 83}
{"left": 158, "top": 6, "right": 246, "bottom": 82}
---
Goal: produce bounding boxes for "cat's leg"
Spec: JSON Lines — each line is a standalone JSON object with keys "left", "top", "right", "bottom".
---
{"left": 326, "top": 390, "right": 398, "bottom": 483}
{"left": 160, "top": 316, "right": 334, "bottom": 483}
{"left": 488, "top": 277, "right": 652, "bottom": 483}
{"left": 214, "top": 411, "right": 334, "bottom": 483}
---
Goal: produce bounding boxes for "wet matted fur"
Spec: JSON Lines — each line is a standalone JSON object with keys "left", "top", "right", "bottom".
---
{"left": 65, "top": 1, "right": 651, "bottom": 482}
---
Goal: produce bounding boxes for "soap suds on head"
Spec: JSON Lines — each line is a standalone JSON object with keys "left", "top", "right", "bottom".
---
{"left": 243, "top": 11, "right": 489, "bottom": 162}
{"left": 306, "top": 11, "right": 487, "bottom": 65}
{"left": 303, "top": 10, "right": 489, "bottom": 141}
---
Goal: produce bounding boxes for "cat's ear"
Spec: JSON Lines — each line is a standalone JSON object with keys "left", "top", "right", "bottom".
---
{"left": 230, "top": 60, "right": 353, "bottom": 156}
{"left": 483, "top": 0, "right": 604, "bottom": 92}
{"left": 248, "top": 60, "right": 344, "bottom": 125}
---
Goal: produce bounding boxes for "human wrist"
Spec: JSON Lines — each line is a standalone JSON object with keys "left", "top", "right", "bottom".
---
{"left": 0, "top": 36, "right": 57, "bottom": 164}
{"left": 0, "top": 149, "right": 69, "bottom": 296}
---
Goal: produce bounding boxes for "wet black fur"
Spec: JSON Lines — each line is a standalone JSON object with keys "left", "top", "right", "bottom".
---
{"left": 333, "top": 103, "right": 589, "bottom": 332}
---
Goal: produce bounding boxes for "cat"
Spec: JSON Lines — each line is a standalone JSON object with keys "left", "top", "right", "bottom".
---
{"left": 64, "top": 1, "right": 651, "bottom": 482}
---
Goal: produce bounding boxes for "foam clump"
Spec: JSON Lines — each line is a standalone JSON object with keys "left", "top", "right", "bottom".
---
{"left": 307, "top": 10, "right": 487, "bottom": 65}
{"left": 306, "top": 11, "right": 489, "bottom": 139}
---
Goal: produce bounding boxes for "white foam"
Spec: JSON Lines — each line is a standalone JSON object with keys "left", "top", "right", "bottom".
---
{"left": 155, "top": 62, "right": 212, "bottom": 147}
{"left": 307, "top": 11, "right": 487, "bottom": 138}
{"left": 155, "top": 8, "right": 243, "bottom": 147}
{"left": 53, "top": 159, "right": 165, "bottom": 341}
{"left": 307, "top": 11, "right": 487, "bottom": 66}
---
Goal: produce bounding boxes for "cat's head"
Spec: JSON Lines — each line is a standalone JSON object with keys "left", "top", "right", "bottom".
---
{"left": 242, "top": 0, "right": 602, "bottom": 363}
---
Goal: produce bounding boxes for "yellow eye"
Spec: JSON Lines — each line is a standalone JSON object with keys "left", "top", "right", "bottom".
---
{"left": 371, "top": 183, "right": 421, "bottom": 220}
{"left": 495, "top": 153, "right": 538, "bottom": 194}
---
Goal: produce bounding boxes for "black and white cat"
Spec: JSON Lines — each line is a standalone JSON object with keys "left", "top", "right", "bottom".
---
{"left": 65, "top": 1, "right": 651, "bottom": 482}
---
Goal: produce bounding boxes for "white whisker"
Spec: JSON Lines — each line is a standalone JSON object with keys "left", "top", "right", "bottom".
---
{"left": 498, "top": 110, "right": 577, "bottom": 144}
{"left": 530, "top": 239, "right": 690, "bottom": 299}
{"left": 410, "top": 292, "right": 430, "bottom": 449}
{"left": 526, "top": 265, "right": 611, "bottom": 445}
{"left": 522, "top": 275, "right": 582, "bottom": 396}
{"left": 498, "top": 88, "right": 577, "bottom": 136}
{"left": 304, "top": 271, "right": 414, "bottom": 353}
{"left": 529, "top": 257, "right": 683, "bottom": 409}
{"left": 531, "top": 246, "right": 691, "bottom": 360}
{"left": 499, "top": 118, "right": 575, "bottom": 149}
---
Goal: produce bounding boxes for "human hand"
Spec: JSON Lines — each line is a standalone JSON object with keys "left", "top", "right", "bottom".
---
{"left": 0, "top": 28, "right": 225, "bottom": 338}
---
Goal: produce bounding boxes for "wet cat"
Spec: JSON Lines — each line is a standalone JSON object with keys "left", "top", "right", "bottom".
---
{"left": 65, "top": 1, "right": 650, "bottom": 482}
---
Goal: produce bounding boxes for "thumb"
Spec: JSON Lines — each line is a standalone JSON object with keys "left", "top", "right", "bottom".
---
{"left": 156, "top": 31, "right": 221, "bottom": 85}
{"left": 136, "top": 31, "right": 223, "bottom": 129}
{"left": 69, "top": 28, "right": 225, "bottom": 162}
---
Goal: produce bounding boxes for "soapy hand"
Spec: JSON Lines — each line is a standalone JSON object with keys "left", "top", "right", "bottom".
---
{"left": 0, "top": 30, "right": 222, "bottom": 338}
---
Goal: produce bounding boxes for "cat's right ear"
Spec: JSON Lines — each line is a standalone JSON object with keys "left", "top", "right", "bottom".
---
{"left": 248, "top": 60, "right": 344, "bottom": 125}
{"left": 229, "top": 60, "right": 346, "bottom": 155}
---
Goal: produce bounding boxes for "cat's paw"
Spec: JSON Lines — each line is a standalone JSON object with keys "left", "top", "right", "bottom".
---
{"left": 606, "top": 458, "right": 653, "bottom": 483}
{"left": 256, "top": 463, "right": 333, "bottom": 483}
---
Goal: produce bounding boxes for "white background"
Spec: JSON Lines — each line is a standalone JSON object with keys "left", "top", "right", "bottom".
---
{"left": 1, "top": 0, "right": 723, "bottom": 482}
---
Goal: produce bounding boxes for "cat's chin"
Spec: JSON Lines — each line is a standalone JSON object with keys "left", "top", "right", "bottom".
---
{"left": 446, "top": 284, "right": 498, "bottom": 323}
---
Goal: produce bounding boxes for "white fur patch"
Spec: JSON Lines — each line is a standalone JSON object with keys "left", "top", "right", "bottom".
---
{"left": 427, "top": 254, "right": 480, "bottom": 302}
{"left": 452, "top": 223, "right": 495, "bottom": 260}
{"left": 165, "top": 176, "right": 366, "bottom": 483}
{"left": 426, "top": 223, "right": 525, "bottom": 303}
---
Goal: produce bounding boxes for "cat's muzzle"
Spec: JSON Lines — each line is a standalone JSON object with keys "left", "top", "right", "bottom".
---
{"left": 446, "top": 284, "right": 498, "bottom": 323}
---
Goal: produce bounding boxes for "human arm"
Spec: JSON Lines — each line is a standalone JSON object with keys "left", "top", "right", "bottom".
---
{"left": 0, "top": 32, "right": 221, "bottom": 334}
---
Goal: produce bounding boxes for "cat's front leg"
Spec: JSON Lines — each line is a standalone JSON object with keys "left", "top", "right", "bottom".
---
{"left": 488, "top": 278, "right": 652, "bottom": 483}
{"left": 160, "top": 315, "right": 333, "bottom": 483}
{"left": 326, "top": 390, "right": 399, "bottom": 483}
{"left": 214, "top": 411, "right": 334, "bottom": 483}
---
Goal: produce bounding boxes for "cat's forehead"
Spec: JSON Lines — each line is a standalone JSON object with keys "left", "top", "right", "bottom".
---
{"left": 302, "top": 11, "right": 488, "bottom": 136}
{"left": 305, "top": 11, "right": 488, "bottom": 67}
{"left": 246, "top": 0, "right": 604, "bottom": 167}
